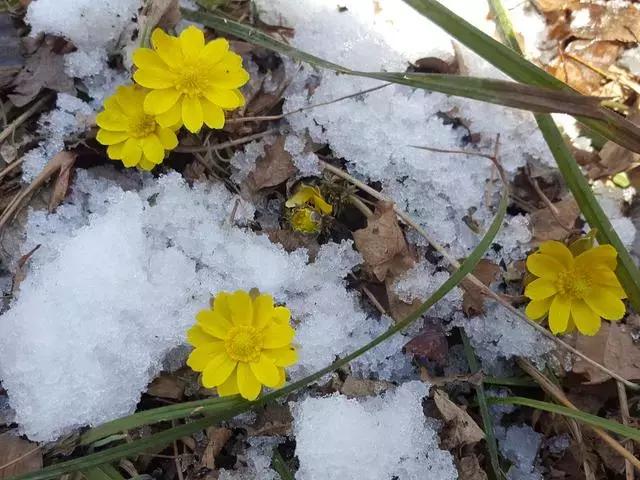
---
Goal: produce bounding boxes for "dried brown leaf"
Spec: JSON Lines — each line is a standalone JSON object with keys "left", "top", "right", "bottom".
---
{"left": 0, "top": 434, "right": 42, "bottom": 480}
{"left": 457, "top": 455, "right": 488, "bottom": 480}
{"left": 246, "top": 136, "right": 296, "bottom": 190}
{"left": 532, "top": 0, "right": 579, "bottom": 13}
{"left": 403, "top": 324, "right": 448, "bottom": 365}
{"left": 433, "top": 389, "right": 484, "bottom": 449}
{"left": 9, "top": 39, "right": 74, "bottom": 107}
{"left": 202, "top": 427, "right": 232, "bottom": 470}
{"left": 265, "top": 228, "right": 320, "bottom": 260}
{"left": 147, "top": 373, "right": 186, "bottom": 400}
{"left": 0, "top": 14, "right": 24, "bottom": 89}
{"left": 48, "top": 151, "right": 76, "bottom": 212}
{"left": 462, "top": 259, "right": 501, "bottom": 317}
{"left": 339, "top": 375, "right": 392, "bottom": 398}
{"left": 246, "top": 404, "right": 293, "bottom": 437}
{"left": 353, "top": 201, "right": 415, "bottom": 282}
{"left": 530, "top": 196, "right": 580, "bottom": 243}
{"left": 570, "top": 4, "right": 640, "bottom": 43}
{"left": 11, "top": 244, "right": 40, "bottom": 295}
{"left": 573, "top": 322, "right": 640, "bottom": 384}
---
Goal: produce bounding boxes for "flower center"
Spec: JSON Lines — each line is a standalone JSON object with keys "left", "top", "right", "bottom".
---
{"left": 225, "top": 326, "right": 263, "bottom": 362}
{"left": 129, "top": 114, "right": 157, "bottom": 138}
{"left": 174, "top": 62, "right": 210, "bottom": 96}
{"left": 555, "top": 267, "right": 592, "bottom": 299}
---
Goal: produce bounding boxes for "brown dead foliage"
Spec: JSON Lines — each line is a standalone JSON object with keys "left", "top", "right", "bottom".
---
{"left": 403, "top": 324, "right": 448, "bottom": 366}
{"left": 245, "top": 136, "right": 296, "bottom": 190}
{"left": 0, "top": 434, "right": 42, "bottom": 480}
{"left": 530, "top": 196, "right": 580, "bottom": 244}
{"left": 432, "top": 389, "right": 484, "bottom": 450}
{"left": 353, "top": 201, "right": 415, "bottom": 282}
{"left": 570, "top": 4, "right": 640, "bottom": 43}
{"left": 457, "top": 455, "right": 488, "bottom": 480}
{"left": 461, "top": 259, "right": 501, "bottom": 317}
{"left": 573, "top": 322, "right": 640, "bottom": 384}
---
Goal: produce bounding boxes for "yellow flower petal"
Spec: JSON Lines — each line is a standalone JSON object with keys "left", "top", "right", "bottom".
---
{"left": 227, "top": 290, "right": 253, "bottom": 326}
{"left": 250, "top": 354, "right": 280, "bottom": 388}
{"left": 263, "top": 324, "right": 295, "bottom": 349}
{"left": 210, "top": 61, "right": 250, "bottom": 89}
{"left": 311, "top": 192, "right": 332, "bottom": 215}
{"left": 156, "top": 101, "right": 182, "bottom": 128}
{"left": 526, "top": 253, "right": 563, "bottom": 280}
{"left": 187, "top": 342, "right": 225, "bottom": 371}
{"left": 264, "top": 346, "right": 298, "bottom": 367}
{"left": 132, "top": 48, "right": 168, "bottom": 71}
{"left": 121, "top": 138, "right": 142, "bottom": 167}
{"left": 276, "top": 367, "right": 286, "bottom": 388}
{"left": 138, "top": 158, "right": 155, "bottom": 171}
{"left": 104, "top": 96, "right": 124, "bottom": 115}
{"left": 142, "top": 134, "right": 165, "bottom": 164}
{"left": 202, "top": 353, "right": 237, "bottom": 388}
{"left": 157, "top": 127, "right": 178, "bottom": 150}
{"left": 575, "top": 244, "right": 617, "bottom": 270}
{"left": 213, "top": 292, "right": 233, "bottom": 322}
{"left": 231, "top": 89, "right": 246, "bottom": 107}
{"left": 134, "top": 68, "right": 176, "bottom": 89}
{"left": 96, "top": 129, "right": 129, "bottom": 146}
{"left": 182, "top": 95, "right": 204, "bottom": 133}
{"left": 151, "top": 28, "right": 183, "bottom": 68}
{"left": 205, "top": 87, "right": 244, "bottom": 109}
{"left": 584, "top": 288, "right": 625, "bottom": 320}
{"left": 179, "top": 25, "right": 205, "bottom": 58}
{"left": 539, "top": 240, "right": 574, "bottom": 269}
{"left": 524, "top": 277, "right": 557, "bottom": 300}
{"left": 253, "top": 293, "right": 275, "bottom": 329}
{"left": 548, "top": 295, "right": 571, "bottom": 335}
{"left": 200, "top": 37, "right": 229, "bottom": 64}
{"left": 237, "top": 362, "right": 261, "bottom": 400}
{"left": 186, "top": 324, "right": 216, "bottom": 348}
{"left": 525, "top": 297, "right": 552, "bottom": 320}
{"left": 144, "top": 88, "right": 182, "bottom": 115}
{"left": 593, "top": 268, "right": 623, "bottom": 288}
{"left": 217, "top": 370, "right": 240, "bottom": 396}
{"left": 115, "top": 85, "right": 145, "bottom": 116}
{"left": 285, "top": 188, "right": 315, "bottom": 208}
{"left": 273, "top": 306, "right": 291, "bottom": 324}
{"left": 107, "top": 142, "right": 125, "bottom": 160}
{"left": 571, "top": 299, "right": 601, "bottom": 336}
{"left": 196, "top": 309, "right": 233, "bottom": 339}
{"left": 202, "top": 99, "right": 225, "bottom": 129}
{"left": 96, "top": 111, "right": 127, "bottom": 131}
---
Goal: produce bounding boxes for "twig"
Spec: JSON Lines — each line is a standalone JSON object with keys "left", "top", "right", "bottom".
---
{"left": 0, "top": 94, "right": 53, "bottom": 146}
{"left": 0, "top": 157, "right": 24, "bottom": 182}
{"left": 526, "top": 163, "right": 576, "bottom": 234}
{"left": 226, "top": 83, "right": 391, "bottom": 124}
{"left": 0, "top": 445, "right": 41, "bottom": 471}
{"left": 518, "top": 358, "right": 640, "bottom": 472}
{"left": 618, "top": 380, "right": 636, "bottom": 480}
{"left": 174, "top": 129, "right": 277, "bottom": 153}
{"left": 318, "top": 157, "right": 640, "bottom": 390}
{"left": 348, "top": 194, "right": 373, "bottom": 218}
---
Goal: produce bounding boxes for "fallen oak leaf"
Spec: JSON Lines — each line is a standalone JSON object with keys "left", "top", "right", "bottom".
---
{"left": 353, "top": 201, "right": 415, "bottom": 282}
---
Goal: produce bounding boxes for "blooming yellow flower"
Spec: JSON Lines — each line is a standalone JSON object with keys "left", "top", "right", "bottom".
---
{"left": 186, "top": 290, "right": 298, "bottom": 401}
{"left": 524, "top": 240, "right": 626, "bottom": 336}
{"left": 132, "top": 26, "right": 249, "bottom": 133}
{"left": 96, "top": 84, "right": 179, "bottom": 170}
{"left": 285, "top": 184, "right": 333, "bottom": 214}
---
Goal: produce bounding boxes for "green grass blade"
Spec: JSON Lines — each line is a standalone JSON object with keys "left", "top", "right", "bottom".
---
{"left": 461, "top": 331, "right": 502, "bottom": 479}
{"left": 180, "top": 9, "right": 632, "bottom": 128}
{"left": 490, "top": 396, "right": 640, "bottom": 441}
{"left": 82, "top": 465, "right": 126, "bottom": 480}
{"left": 484, "top": 0, "right": 640, "bottom": 310}
{"left": 9, "top": 163, "right": 509, "bottom": 480}
{"left": 399, "top": 0, "right": 640, "bottom": 154}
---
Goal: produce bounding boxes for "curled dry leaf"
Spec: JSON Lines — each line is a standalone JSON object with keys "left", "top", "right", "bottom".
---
{"left": 146, "top": 372, "right": 186, "bottom": 400}
{"left": 433, "top": 389, "right": 484, "bottom": 449}
{"left": 246, "top": 136, "right": 296, "bottom": 190}
{"left": 48, "top": 151, "right": 77, "bottom": 213}
{"left": 570, "top": 4, "right": 640, "bottom": 43}
{"left": 0, "top": 434, "right": 42, "bottom": 480}
{"left": 353, "top": 201, "right": 415, "bottom": 282}
{"left": 573, "top": 322, "right": 640, "bottom": 384}
{"left": 461, "top": 259, "right": 501, "bottom": 317}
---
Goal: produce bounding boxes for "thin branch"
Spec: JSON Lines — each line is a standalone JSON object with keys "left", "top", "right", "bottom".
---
{"left": 318, "top": 158, "right": 640, "bottom": 390}
{"left": 174, "top": 129, "right": 278, "bottom": 153}
{"left": 0, "top": 445, "right": 41, "bottom": 472}
{"left": 526, "top": 163, "right": 577, "bottom": 234}
{"left": 0, "top": 94, "right": 53, "bottom": 145}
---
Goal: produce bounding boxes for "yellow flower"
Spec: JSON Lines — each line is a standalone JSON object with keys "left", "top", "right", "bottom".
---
{"left": 132, "top": 26, "right": 249, "bottom": 133}
{"left": 96, "top": 84, "right": 179, "bottom": 170}
{"left": 289, "top": 207, "right": 322, "bottom": 234}
{"left": 186, "top": 290, "right": 298, "bottom": 401}
{"left": 524, "top": 240, "right": 626, "bottom": 336}
{"left": 285, "top": 184, "right": 333, "bottom": 214}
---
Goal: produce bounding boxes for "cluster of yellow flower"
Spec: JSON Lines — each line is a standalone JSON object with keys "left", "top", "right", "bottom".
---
{"left": 285, "top": 184, "right": 333, "bottom": 234}
{"left": 96, "top": 26, "right": 249, "bottom": 170}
